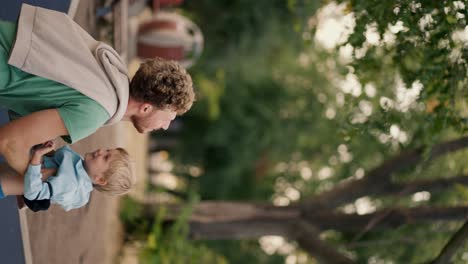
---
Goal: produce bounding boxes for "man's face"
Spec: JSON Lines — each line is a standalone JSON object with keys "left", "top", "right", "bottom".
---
{"left": 131, "top": 108, "right": 177, "bottom": 133}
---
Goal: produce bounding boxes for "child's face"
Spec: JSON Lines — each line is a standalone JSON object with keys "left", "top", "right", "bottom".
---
{"left": 83, "top": 148, "right": 120, "bottom": 185}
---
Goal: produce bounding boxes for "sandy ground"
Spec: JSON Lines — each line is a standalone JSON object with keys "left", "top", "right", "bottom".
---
{"left": 24, "top": 1, "right": 148, "bottom": 263}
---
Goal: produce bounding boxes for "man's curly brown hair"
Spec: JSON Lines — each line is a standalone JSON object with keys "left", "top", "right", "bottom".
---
{"left": 129, "top": 57, "right": 195, "bottom": 114}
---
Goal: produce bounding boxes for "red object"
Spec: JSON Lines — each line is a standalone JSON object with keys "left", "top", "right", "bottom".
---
{"left": 138, "top": 20, "right": 177, "bottom": 34}
{"left": 137, "top": 18, "right": 185, "bottom": 60}
{"left": 153, "top": 0, "right": 184, "bottom": 12}
{"left": 158, "top": 0, "right": 183, "bottom": 6}
{"left": 137, "top": 43, "right": 185, "bottom": 61}
{"left": 136, "top": 11, "right": 203, "bottom": 68}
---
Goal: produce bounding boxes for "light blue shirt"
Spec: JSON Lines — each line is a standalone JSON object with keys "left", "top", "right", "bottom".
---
{"left": 23, "top": 146, "right": 93, "bottom": 211}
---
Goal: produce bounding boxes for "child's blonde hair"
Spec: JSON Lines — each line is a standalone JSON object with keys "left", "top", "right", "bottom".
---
{"left": 94, "top": 148, "right": 135, "bottom": 196}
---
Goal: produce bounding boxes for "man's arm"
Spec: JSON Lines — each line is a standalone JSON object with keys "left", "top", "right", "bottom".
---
{"left": 0, "top": 109, "right": 68, "bottom": 175}
{"left": 0, "top": 163, "right": 23, "bottom": 196}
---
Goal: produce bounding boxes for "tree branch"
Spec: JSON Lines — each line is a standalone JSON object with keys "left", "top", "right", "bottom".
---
{"left": 141, "top": 201, "right": 301, "bottom": 239}
{"left": 294, "top": 221, "right": 356, "bottom": 264}
{"left": 427, "top": 137, "right": 468, "bottom": 161}
{"left": 188, "top": 219, "right": 297, "bottom": 239}
{"left": 187, "top": 207, "right": 357, "bottom": 263}
{"left": 305, "top": 206, "right": 468, "bottom": 232}
{"left": 301, "top": 136, "right": 468, "bottom": 215}
{"left": 378, "top": 175, "right": 468, "bottom": 196}
{"left": 430, "top": 220, "right": 468, "bottom": 264}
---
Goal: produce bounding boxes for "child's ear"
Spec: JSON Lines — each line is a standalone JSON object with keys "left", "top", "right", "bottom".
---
{"left": 95, "top": 177, "right": 107, "bottom": 186}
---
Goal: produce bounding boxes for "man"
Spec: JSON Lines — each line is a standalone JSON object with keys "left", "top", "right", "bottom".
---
{"left": 0, "top": 4, "right": 195, "bottom": 175}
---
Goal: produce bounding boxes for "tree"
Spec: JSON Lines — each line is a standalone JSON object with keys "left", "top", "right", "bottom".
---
{"left": 430, "top": 220, "right": 468, "bottom": 264}
{"left": 140, "top": 0, "right": 467, "bottom": 262}
{"left": 127, "top": 137, "right": 468, "bottom": 263}
{"left": 331, "top": 0, "right": 467, "bottom": 141}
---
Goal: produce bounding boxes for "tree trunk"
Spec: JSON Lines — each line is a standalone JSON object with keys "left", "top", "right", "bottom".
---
{"left": 295, "top": 221, "right": 355, "bottom": 264}
{"left": 381, "top": 175, "right": 468, "bottom": 196}
{"left": 189, "top": 219, "right": 297, "bottom": 239}
{"left": 301, "top": 136, "right": 468, "bottom": 216}
{"left": 430, "top": 220, "right": 468, "bottom": 264}
{"left": 142, "top": 201, "right": 300, "bottom": 222}
{"left": 141, "top": 201, "right": 468, "bottom": 236}
{"left": 141, "top": 201, "right": 301, "bottom": 238}
{"left": 305, "top": 206, "right": 468, "bottom": 232}
{"left": 142, "top": 201, "right": 354, "bottom": 263}
{"left": 139, "top": 200, "right": 468, "bottom": 263}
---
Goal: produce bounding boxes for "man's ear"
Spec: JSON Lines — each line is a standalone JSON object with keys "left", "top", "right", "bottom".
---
{"left": 139, "top": 103, "right": 153, "bottom": 114}
{"left": 95, "top": 176, "right": 108, "bottom": 186}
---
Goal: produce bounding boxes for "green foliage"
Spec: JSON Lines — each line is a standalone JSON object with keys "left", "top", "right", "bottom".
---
{"left": 182, "top": 0, "right": 320, "bottom": 59}
{"left": 339, "top": 222, "right": 468, "bottom": 264}
{"left": 335, "top": 0, "right": 467, "bottom": 142}
{"left": 195, "top": 70, "right": 225, "bottom": 120}
{"left": 124, "top": 195, "right": 228, "bottom": 264}
{"left": 120, "top": 196, "right": 143, "bottom": 223}
{"left": 144, "top": 0, "right": 467, "bottom": 263}
{"left": 120, "top": 196, "right": 150, "bottom": 241}
{"left": 169, "top": 15, "right": 327, "bottom": 200}
{"left": 199, "top": 240, "right": 286, "bottom": 264}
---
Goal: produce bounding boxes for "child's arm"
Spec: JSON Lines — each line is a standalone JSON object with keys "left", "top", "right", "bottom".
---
{"left": 24, "top": 141, "right": 56, "bottom": 200}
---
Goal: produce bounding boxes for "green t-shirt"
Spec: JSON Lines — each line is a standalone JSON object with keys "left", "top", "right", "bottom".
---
{"left": 0, "top": 20, "right": 110, "bottom": 143}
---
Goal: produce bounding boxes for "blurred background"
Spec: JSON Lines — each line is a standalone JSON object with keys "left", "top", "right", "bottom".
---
{"left": 120, "top": 0, "right": 467, "bottom": 263}
{"left": 5, "top": 0, "right": 467, "bottom": 263}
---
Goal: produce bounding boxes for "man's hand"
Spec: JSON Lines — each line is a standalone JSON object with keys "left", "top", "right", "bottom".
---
{"left": 31, "top": 141, "right": 55, "bottom": 165}
{"left": 0, "top": 109, "right": 69, "bottom": 175}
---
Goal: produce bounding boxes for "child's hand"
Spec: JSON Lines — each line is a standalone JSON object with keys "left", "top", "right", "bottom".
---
{"left": 31, "top": 141, "right": 55, "bottom": 165}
